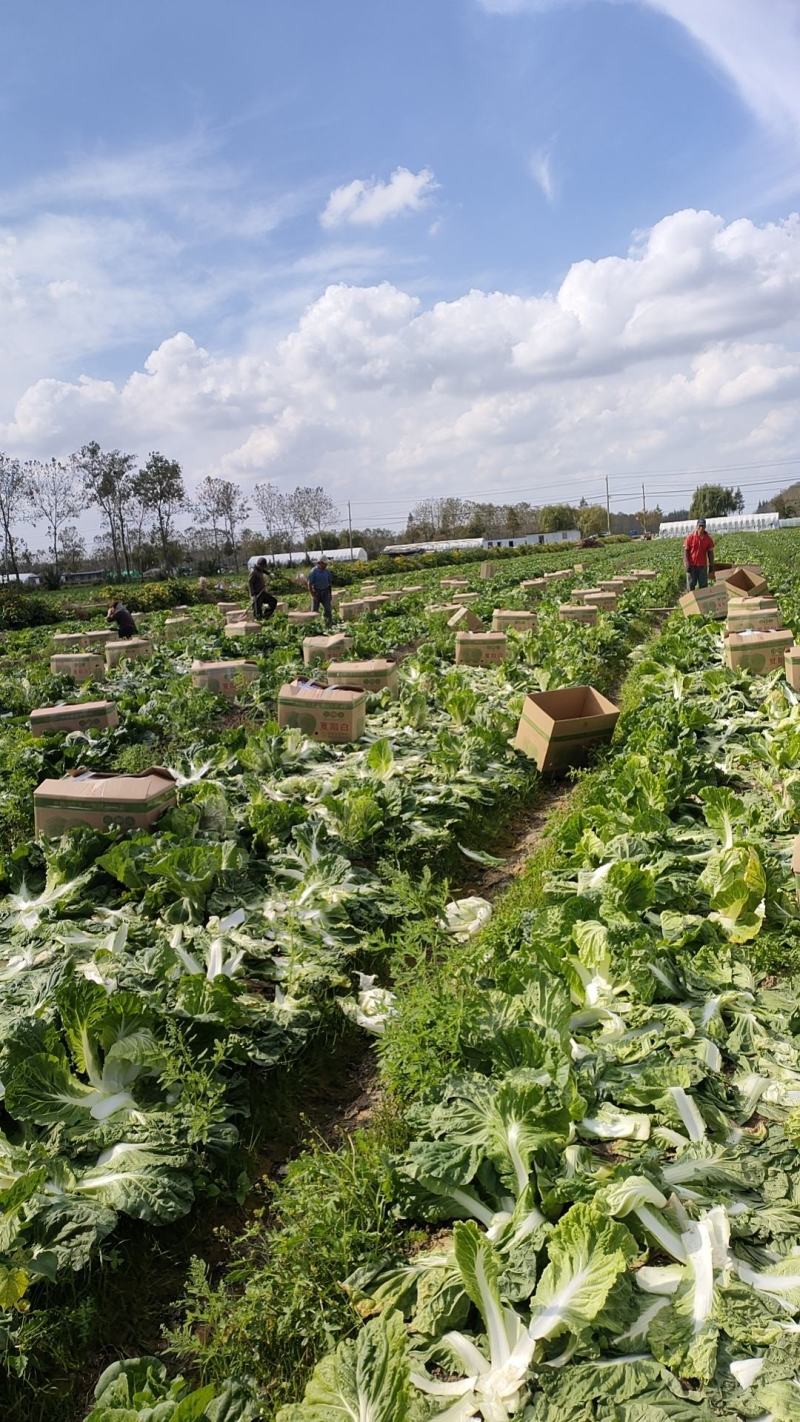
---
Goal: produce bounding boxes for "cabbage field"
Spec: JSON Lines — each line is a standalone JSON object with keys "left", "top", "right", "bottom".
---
{"left": 2, "top": 535, "right": 800, "bottom": 1421}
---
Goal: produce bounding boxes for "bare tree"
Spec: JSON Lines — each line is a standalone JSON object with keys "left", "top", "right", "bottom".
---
{"left": 290, "top": 485, "right": 339, "bottom": 553}
{"left": 132, "top": 452, "right": 185, "bottom": 569}
{"left": 71, "top": 442, "right": 137, "bottom": 577}
{"left": 252, "top": 482, "right": 289, "bottom": 562}
{"left": 26, "top": 458, "right": 81, "bottom": 581}
{"left": 0, "top": 453, "right": 28, "bottom": 581}
{"left": 193, "top": 477, "right": 250, "bottom": 569}
{"left": 58, "top": 526, "right": 87, "bottom": 572}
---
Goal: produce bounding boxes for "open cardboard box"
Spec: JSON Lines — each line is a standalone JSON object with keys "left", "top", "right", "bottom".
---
{"left": 29, "top": 700, "right": 119, "bottom": 738}
{"left": 277, "top": 679, "right": 366, "bottom": 742}
{"left": 725, "top": 629, "right": 793, "bottom": 673}
{"left": 34, "top": 766, "right": 176, "bottom": 836}
{"left": 511, "top": 685, "right": 619, "bottom": 772}
{"left": 302, "top": 633, "right": 351, "bottom": 667}
{"left": 191, "top": 659, "right": 258, "bottom": 699}
{"left": 448, "top": 606, "right": 483, "bottom": 632}
{"left": 716, "top": 566, "right": 769, "bottom": 598}
{"left": 326, "top": 657, "right": 399, "bottom": 695}
{"left": 455, "top": 632, "right": 508, "bottom": 666}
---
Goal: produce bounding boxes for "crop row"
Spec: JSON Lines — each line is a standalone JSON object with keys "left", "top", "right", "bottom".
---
{"left": 0, "top": 545, "right": 679, "bottom": 1397}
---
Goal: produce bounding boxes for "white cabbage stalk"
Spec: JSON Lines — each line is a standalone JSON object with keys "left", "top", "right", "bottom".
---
{"left": 443, "top": 897, "right": 493, "bottom": 941}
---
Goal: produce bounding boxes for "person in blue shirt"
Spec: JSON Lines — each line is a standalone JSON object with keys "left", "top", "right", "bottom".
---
{"left": 307, "top": 557, "right": 334, "bottom": 627}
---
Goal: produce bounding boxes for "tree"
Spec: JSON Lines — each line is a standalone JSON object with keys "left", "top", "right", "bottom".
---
{"left": 251, "top": 482, "right": 289, "bottom": 562}
{"left": 72, "top": 442, "right": 137, "bottom": 577}
{"left": 26, "top": 458, "right": 81, "bottom": 581}
{"left": 664, "top": 508, "right": 691, "bottom": 522}
{"left": 58, "top": 526, "right": 87, "bottom": 572}
{"left": 0, "top": 453, "right": 28, "bottom": 580}
{"left": 689, "top": 484, "right": 743, "bottom": 519}
{"left": 194, "top": 477, "right": 250, "bottom": 569}
{"left": 575, "top": 504, "right": 607, "bottom": 537}
{"left": 132, "top": 453, "right": 185, "bottom": 569}
{"left": 537, "top": 504, "right": 577, "bottom": 533}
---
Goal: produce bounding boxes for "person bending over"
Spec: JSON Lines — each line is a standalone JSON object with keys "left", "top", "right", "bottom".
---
{"left": 106, "top": 599, "right": 138, "bottom": 639}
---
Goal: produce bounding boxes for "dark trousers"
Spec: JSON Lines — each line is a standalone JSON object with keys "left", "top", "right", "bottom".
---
{"left": 313, "top": 590, "right": 333, "bottom": 627}
{"left": 252, "top": 591, "right": 277, "bottom": 620}
{"left": 686, "top": 566, "right": 709, "bottom": 591}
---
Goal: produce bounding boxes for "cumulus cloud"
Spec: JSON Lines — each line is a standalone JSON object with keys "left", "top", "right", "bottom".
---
{"left": 529, "top": 146, "right": 556, "bottom": 203}
{"left": 4, "top": 208, "right": 800, "bottom": 525}
{"left": 320, "top": 167, "right": 438, "bottom": 228}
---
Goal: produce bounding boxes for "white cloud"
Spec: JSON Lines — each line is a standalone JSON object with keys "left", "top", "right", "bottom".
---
{"left": 529, "top": 146, "right": 556, "bottom": 203}
{"left": 4, "top": 207, "right": 800, "bottom": 525}
{"left": 320, "top": 167, "right": 438, "bottom": 229}
{"left": 476, "top": 0, "right": 800, "bottom": 143}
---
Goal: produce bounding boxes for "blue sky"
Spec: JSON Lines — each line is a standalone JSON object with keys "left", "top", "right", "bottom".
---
{"left": 2, "top": 0, "right": 800, "bottom": 532}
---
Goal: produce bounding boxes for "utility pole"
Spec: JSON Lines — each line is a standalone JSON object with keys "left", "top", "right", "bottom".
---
{"left": 641, "top": 482, "right": 647, "bottom": 536}
{"left": 605, "top": 475, "right": 611, "bottom": 535}
{"left": 348, "top": 500, "right": 354, "bottom": 561}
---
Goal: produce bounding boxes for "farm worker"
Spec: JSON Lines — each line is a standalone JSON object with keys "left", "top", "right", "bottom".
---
{"left": 248, "top": 558, "right": 278, "bottom": 621}
{"left": 106, "top": 599, "right": 138, "bottom": 638}
{"left": 683, "top": 518, "right": 716, "bottom": 591}
{"left": 308, "top": 557, "right": 334, "bottom": 627}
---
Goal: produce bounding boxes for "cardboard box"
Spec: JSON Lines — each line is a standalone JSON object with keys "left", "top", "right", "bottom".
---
{"left": 277, "top": 680, "right": 366, "bottom": 742}
{"left": 302, "top": 633, "right": 350, "bottom": 667}
{"left": 615, "top": 575, "right": 640, "bottom": 588}
{"left": 223, "top": 620, "right": 261, "bottom": 637}
{"left": 572, "top": 587, "right": 600, "bottom": 603}
{"left": 452, "top": 591, "right": 480, "bottom": 603}
{"left": 83, "top": 629, "right": 116, "bottom": 646}
{"left": 362, "top": 596, "right": 391, "bottom": 612}
{"left": 785, "top": 647, "right": 800, "bottom": 692}
{"left": 340, "top": 599, "right": 367, "bottom": 621}
{"left": 191, "top": 659, "right": 258, "bottom": 699}
{"left": 582, "top": 591, "right": 618, "bottom": 611}
{"left": 164, "top": 616, "right": 192, "bottom": 639}
{"left": 448, "top": 606, "right": 483, "bottom": 632}
{"left": 217, "top": 602, "right": 240, "bottom": 613}
{"left": 520, "top": 579, "right": 547, "bottom": 597}
{"left": 441, "top": 578, "right": 470, "bottom": 589}
{"left": 34, "top": 766, "right": 177, "bottom": 837}
{"left": 726, "top": 601, "right": 784, "bottom": 634}
{"left": 543, "top": 569, "right": 572, "bottom": 581}
{"left": 383, "top": 589, "right": 405, "bottom": 603}
{"left": 511, "top": 686, "right": 619, "bottom": 772}
{"left": 479, "top": 561, "right": 497, "bottom": 579}
{"left": 426, "top": 602, "right": 462, "bottom": 621}
{"left": 326, "top": 657, "right": 399, "bottom": 695}
{"left": 287, "top": 610, "right": 320, "bottom": 626}
{"left": 53, "top": 631, "right": 88, "bottom": 651}
{"left": 492, "top": 609, "right": 536, "bottom": 633}
{"left": 105, "top": 638, "right": 153, "bottom": 668}
{"left": 402, "top": 584, "right": 424, "bottom": 593}
{"left": 361, "top": 581, "right": 378, "bottom": 592}
{"left": 717, "top": 566, "right": 769, "bottom": 598}
{"left": 29, "top": 700, "right": 119, "bottom": 738}
{"left": 224, "top": 608, "right": 249, "bottom": 623}
{"left": 573, "top": 562, "right": 584, "bottom": 573}
{"left": 50, "top": 652, "right": 104, "bottom": 680}
{"left": 559, "top": 603, "right": 599, "bottom": 625}
{"left": 598, "top": 579, "right": 626, "bottom": 592}
{"left": 455, "top": 632, "right": 508, "bottom": 666}
{"left": 725, "top": 630, "right": 793, "bottom": 674}
{"left": 631, "top": 569, "right": 658, "bottom": 580}
{"left": 679, "top": 583, "right": 728, "bottom": 618}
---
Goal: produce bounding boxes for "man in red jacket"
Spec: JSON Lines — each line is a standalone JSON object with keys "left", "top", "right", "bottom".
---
{"left": 683, "top": 518, "right": 716, "bottom": 590}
